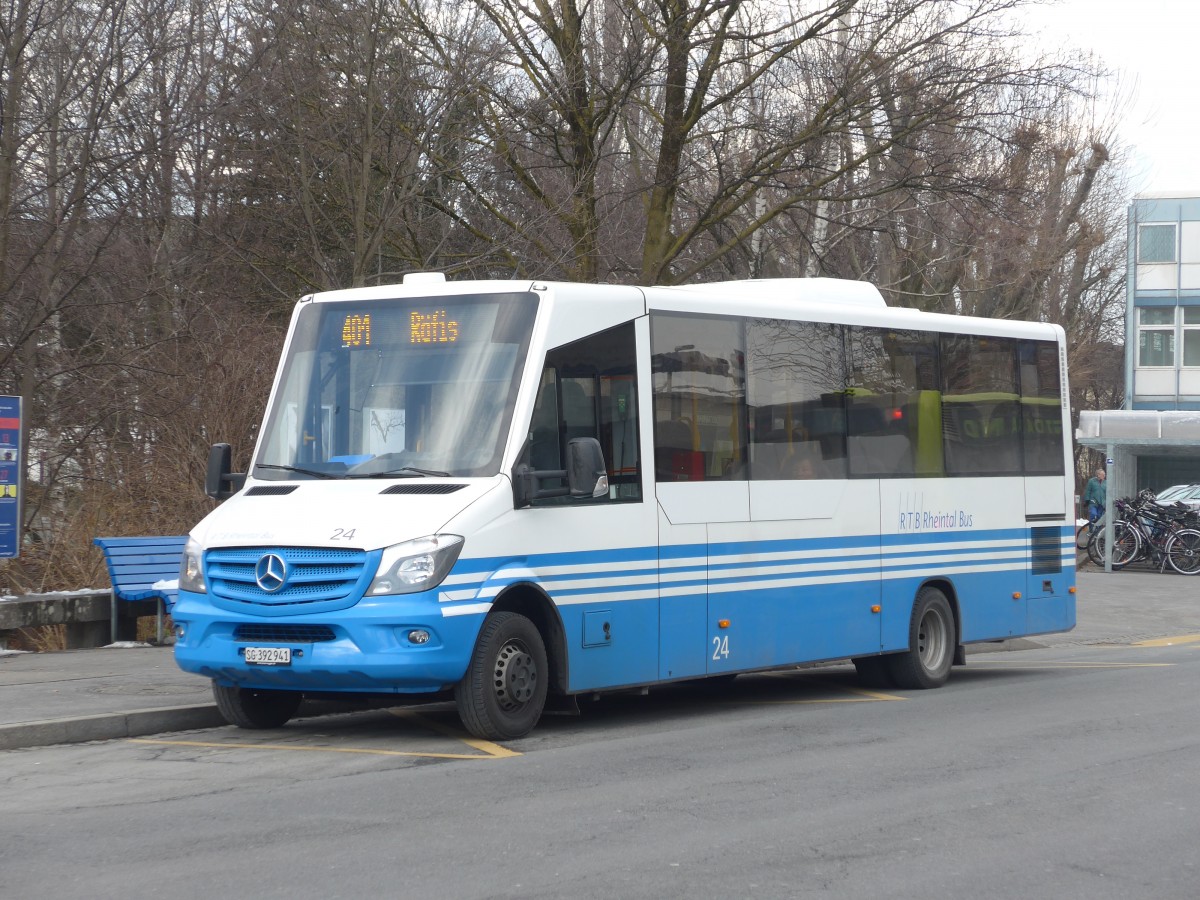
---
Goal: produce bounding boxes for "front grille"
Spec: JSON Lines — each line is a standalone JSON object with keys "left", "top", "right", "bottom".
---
{"left": 206, "top": 546, "right": 370, "bottom": 609}
{"left": 234, "top": 624, "right": 336, "bottom": 643}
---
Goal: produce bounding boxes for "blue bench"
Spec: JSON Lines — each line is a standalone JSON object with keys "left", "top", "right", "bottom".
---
{"left": 93, "top": 535, "right": 187, "bottom": 644}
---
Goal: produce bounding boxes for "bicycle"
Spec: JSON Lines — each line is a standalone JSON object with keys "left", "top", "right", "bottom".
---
{"left": 1076, "top": 514, "right": 1102, "bottom": 550}
{"left": 1088, "top": 491, "right": 1200, "bottom": 574}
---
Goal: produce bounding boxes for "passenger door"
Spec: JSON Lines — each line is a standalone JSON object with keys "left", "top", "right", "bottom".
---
{"left": 516, "top": 320, "right": 660, "bottom": 691}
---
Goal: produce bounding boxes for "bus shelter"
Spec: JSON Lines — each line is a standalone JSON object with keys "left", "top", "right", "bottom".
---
{"left": 1076, "top": 410, "right": 1200, "bottom": 571}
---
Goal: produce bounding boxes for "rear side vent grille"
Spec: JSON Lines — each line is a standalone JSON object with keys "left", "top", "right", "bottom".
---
{"left": 380, "top": 484, "right": 466, "bottom": 495}
{"left": 1030, "top": 527, "right": 1062, "bottom": 575}
{"left": 246, "top": 485, "right": 299, "bottom": 496}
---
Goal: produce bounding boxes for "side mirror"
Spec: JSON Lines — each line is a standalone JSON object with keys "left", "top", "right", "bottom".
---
{"left": 205, "top": 443, "right": 246, "bottom": 500}
{"left": 511, "top": 437, "right": 609, "bottom": 508}
{"left": 566, "top": 437, "right": 608, "bottom": 498}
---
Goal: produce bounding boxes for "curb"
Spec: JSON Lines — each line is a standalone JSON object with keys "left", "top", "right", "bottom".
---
{"left": 0, "top": 704, "right": 225, "bottom": 752}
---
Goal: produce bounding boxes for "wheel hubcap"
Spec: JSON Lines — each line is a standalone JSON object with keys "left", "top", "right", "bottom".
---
{"left": 917, "top": 609, "right": 947, "bottom": 671}
{"left": 492, "top": 640, "right": 537, "bottom": 711}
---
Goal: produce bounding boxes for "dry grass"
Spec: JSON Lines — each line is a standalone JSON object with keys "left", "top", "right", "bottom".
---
{"left": 2, "top": 615, "right": 172, "bottom": 651}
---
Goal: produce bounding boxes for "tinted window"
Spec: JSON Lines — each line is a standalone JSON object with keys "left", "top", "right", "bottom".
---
{"left": 651, "top": 315, "right": 746, "bottom": 481}
{"left": 746, "top": 319, "right": 846, "bottom": 480}
{"left": 847, "top": 327, "right": 940, "bottom": 477}
{"left": 941, "top": 334, "right": 1021, "bottom": 476}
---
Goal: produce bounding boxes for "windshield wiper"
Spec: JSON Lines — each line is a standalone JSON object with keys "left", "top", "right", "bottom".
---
{"left": 255, "top": 463, "right": 337, "bottom": 480}
{"left": 347, "top": 466, "right": 451, "bottom": 479}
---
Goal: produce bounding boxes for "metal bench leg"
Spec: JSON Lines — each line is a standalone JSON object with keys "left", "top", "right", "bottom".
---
{"left": 156, "top": 598, "right": 164, "bottom": 645}
{"left": 111, "top": 593, "right": 118, "bottom": 645}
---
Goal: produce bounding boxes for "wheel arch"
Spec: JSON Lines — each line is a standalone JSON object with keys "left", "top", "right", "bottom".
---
{"left": 490, "top": 582, "right": 568, "bottom": 696}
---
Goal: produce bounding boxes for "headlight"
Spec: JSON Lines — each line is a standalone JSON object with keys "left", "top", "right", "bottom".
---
{"left": 368, "top": 534, "right": 464, "bottom": 596}
{"left": 179, "top": 537, "right": 206, "bottom": 593}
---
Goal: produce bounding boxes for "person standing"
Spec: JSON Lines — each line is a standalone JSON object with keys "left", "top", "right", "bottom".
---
{"left": 1083, "top": 467, "right": 1107, "bottom": 522}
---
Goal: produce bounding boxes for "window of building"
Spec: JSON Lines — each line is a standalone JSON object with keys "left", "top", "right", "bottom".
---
{"left": 1184, "top": 308, "right": 1200, "bottom": 367}
{"left": 1139, "top": 223, "right": 1177, "bottom": 263}
{"left": 1138, "top": 307, "right": 1176, "bottom": 367}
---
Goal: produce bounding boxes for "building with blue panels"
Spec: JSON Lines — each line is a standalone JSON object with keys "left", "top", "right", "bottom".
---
{"left": 1077, "top": 193, "right": 1200, "bottom": 504}
{"left": 1127, "top": 193, "right": 1200, "bottom": 411}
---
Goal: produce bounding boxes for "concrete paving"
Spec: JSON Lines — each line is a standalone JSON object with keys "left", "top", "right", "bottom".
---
{"left": 1, "top": 568, "right": 1197, "bottom": 751}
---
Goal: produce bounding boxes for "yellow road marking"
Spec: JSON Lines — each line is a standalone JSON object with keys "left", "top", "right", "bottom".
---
{"left": 966, "top": 662, "right": 1173, "bottom": 670}
{"left": 129, "top": 738, "right": 491, "bottom": 759}
{"left": 130, "top": 709, "right": 520, "bottom": 760}
{"left": 386, "top": 709, "right": 520, "bottom": 758}
{"left": 1133, "top": 634, "right": 1200, "bottom": 647}
{"left": 744, "top": 675, "right": 906, "bottom": 704}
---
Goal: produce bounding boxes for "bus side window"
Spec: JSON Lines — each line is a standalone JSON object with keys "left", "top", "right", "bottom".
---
{"left": 526, "top": 323, "right": 642, "bottom": 504}
{"left": 651, "top": 314, "right": 747, "bottom": 481}
{"left": 528, "top": 370, "right": 562, "bottom": 474}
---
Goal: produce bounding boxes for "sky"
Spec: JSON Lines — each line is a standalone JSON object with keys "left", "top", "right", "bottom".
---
{"left": 1023, "top": 0, "right": 1199, "bottom": 197}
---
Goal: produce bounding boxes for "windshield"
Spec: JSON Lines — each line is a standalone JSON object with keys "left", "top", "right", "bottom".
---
{"left": 256, "top": 292, "right": 538, "bottom": 479}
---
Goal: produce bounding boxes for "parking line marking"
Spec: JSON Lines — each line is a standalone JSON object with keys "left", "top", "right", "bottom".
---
{"left": 745, "top": 675, "right": 906, "bottom": 704}
{"left": 386, "top": 709, "right": 520, "bottom": 758}
{"left": 129, "top": 738, "right": 493, "bottom": 759}
{"left": 1132, "top": 634, "right": 1200, "bottom": 647}
{"left": 129, "top": 709, "right": 521, "bottom": 760}
{"left": 965, "top": 662, "right": 1173, "bottom": 670}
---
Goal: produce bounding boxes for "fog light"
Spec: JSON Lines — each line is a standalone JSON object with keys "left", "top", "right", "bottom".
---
{"left": 174, "top": 625, "right": 186, "bottom": 638}
{"left": 407, "top": 629, "right": 430, "bottom": 645}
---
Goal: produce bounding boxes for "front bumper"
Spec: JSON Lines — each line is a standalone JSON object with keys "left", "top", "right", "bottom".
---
{"left": 171, "top": 589, "right": 485, "bottom": 694}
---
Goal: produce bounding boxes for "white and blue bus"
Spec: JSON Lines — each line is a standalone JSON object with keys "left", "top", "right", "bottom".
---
{"left": 176, "top": 274, "right": 1076, "bottom": 739}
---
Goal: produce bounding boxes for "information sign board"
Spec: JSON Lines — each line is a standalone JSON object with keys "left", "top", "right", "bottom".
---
{"left": 0, "top": 395, "right": 21, "bottom": 558}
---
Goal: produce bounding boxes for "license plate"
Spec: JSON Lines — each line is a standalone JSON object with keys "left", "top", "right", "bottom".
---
{"left": 243, "top": 646, "right": 292, "bottom": 666}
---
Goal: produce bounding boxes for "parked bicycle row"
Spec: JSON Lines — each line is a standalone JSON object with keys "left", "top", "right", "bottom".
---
{"left": 1076, "top": 489, "right": 1200, "bottom": 574}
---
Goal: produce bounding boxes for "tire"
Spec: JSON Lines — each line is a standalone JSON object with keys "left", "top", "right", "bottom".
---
{"left": 1166, "top": 528, "right": 1200, "bottom": 575}
{"left": 212, "top": 682, "right": 302, "bottom": 729}
{"left": 1075, "top": 522, "right": 1093, "bottom": 550}
{"left": 885, "top": 586, "right": 955, "bottom": 690}
{"left": 1089, "top": 521, "right": 1138, "bottom": 570}
{"left": 455, "top": 611, "right": 548, "bottom": 741}
{"left": 852, "top": 655, "right": 895, "bottom": 688}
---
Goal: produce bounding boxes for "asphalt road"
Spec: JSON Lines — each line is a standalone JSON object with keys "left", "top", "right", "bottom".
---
{"left": 2, "top": 636, "right": 1198, "bottom": 899}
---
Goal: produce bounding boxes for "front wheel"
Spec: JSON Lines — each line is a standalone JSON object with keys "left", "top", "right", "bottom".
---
{"left": 455, "top": 611, "right": 548, "bottom": 741}
{"left": 212, "top": 683, "right": 302, "bottom": 729}
{"left": 1166, "top": 528, "right": 1200, "bottom": 575}
{"left": 886, "top": 586, "right": 955, "bottom": 690}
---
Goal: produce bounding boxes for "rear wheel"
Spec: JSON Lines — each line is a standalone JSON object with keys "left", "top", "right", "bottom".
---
{"left": 886, "top": 586, "right": 954, "bottom": 690}
{"left": 1166, "top": 528, "right": 1200, "bottom": 575}
{"left": 212, "top": 683, "right": 302, "bottom": 729}
{"left": 455, "top": 611, "right": 548, "bottom": 741}
{"left": 1075, "top": 521, "right": 1093, "bottom": 550}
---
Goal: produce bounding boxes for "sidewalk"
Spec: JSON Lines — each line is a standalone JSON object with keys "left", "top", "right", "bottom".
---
{"left": 2, "top": 569, "right": 1198, "bottom": 751}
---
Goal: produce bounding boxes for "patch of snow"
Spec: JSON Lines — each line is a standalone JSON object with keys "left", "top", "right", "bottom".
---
{"left": 104, "top": 641, "right": 153, "bottom": 649}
